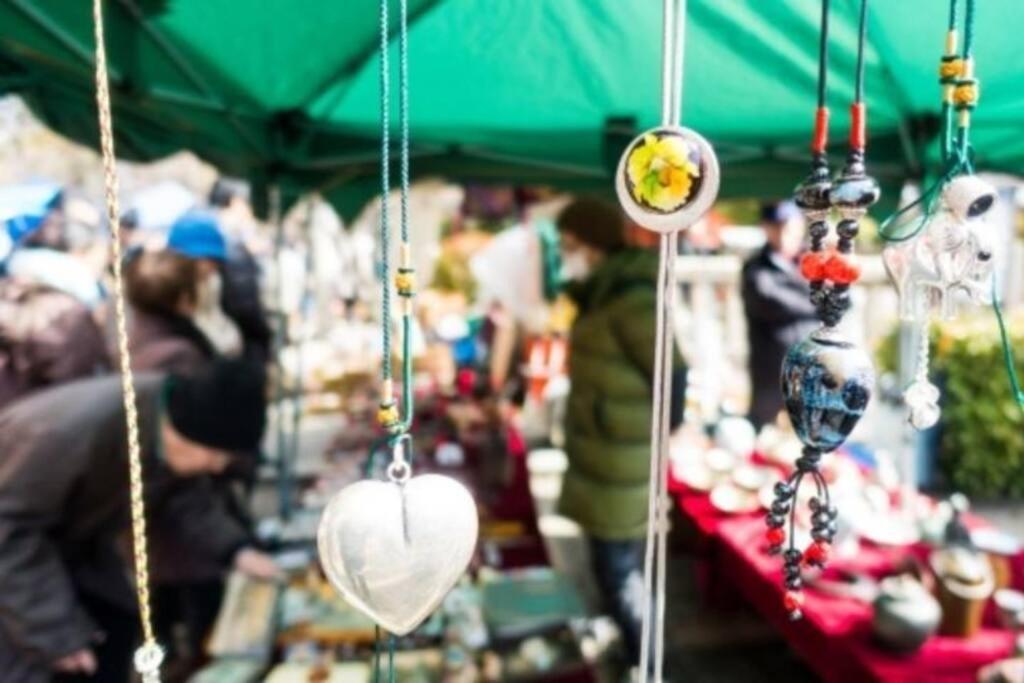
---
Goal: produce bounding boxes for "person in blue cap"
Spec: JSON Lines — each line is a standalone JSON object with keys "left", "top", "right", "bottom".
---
{"left": 741, "top": 201, "right": 819, "bottom": 429}
{"left": 165, "top": 211, "right": 243, "bottom": 357}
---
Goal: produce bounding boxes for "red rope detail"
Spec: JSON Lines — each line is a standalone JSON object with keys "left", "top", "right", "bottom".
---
{"left": 849, "top": 102, "right": 866, "bottom": 151}
{"left": 811, "top": 107, "right": 830, "bottom": 154}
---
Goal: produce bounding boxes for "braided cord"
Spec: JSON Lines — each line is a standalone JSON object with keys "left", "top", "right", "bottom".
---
{"left": 92, "top": 0, "right": 157, "bottom": 659}
{"left": 817, "top": 0, "right": 830, "bottom": 109}
{"left": 853, "top": 0, "right": 868, "bottom": 105}
{"left": 379, "top": 0, "right": 393, "bottom": 385}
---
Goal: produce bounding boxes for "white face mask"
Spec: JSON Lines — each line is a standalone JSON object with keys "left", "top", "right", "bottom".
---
{"left": 560, "top": 251, "right": 591, "bottom": 282}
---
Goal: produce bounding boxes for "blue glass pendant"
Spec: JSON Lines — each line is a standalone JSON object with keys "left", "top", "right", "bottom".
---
{"left": 780, "top": 327, "right": 874, "bottom": 452}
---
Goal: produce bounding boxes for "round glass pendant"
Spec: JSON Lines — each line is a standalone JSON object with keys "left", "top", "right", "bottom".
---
{"left": 615, "top": 126, "right": 720, "bottom": 233}
{"left": 781, "top": 328, "right": 875, "bottom": 452}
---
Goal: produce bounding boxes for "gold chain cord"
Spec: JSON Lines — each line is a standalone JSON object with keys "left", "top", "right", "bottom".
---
{"left": 92, "top": 0, "right": 157, "bottom": 656}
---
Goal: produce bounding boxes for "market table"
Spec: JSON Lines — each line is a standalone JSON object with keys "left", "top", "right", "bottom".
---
{"left": 671, "top": 479, "right": 1018, "bottom": 682}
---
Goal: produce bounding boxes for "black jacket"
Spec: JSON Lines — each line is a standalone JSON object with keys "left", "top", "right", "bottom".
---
{"left": 741, "top": 245, "right": 819, "bottom": 428}
{"left": 0, "top": 374, "right": 248, "bottom": 678}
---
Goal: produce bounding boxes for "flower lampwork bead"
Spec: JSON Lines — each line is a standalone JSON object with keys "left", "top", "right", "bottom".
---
{"left": 615, "top": 126, "right": 721, "bottom": 233}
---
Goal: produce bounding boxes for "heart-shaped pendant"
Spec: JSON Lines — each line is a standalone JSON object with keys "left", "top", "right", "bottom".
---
{"left": 317, "top": 473, "right": 478, "bottom": 635}
{"left": 781, "top": 328, "right": 874, "bottom": 452}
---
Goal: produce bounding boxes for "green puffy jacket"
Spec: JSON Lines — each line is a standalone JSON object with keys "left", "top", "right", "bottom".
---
{"left": 558, "top": 248, "right": 678, "bottom": 540}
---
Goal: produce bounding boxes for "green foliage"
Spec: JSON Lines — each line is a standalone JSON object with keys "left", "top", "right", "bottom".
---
{"left": 877, "top": 313, "right": 1024, "bottom": 497}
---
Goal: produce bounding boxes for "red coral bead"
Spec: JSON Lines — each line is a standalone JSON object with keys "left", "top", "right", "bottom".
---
{"left": 823, "top": 252, "right": 861, "bottom": 285}
{"left": 766, "top": 527, "right": 786, "bottom": 546}
{"left": 803, "top": 541, "right": 831, "bottom": 566}
{"left": 783, "top": 590, "right": 804, "bottom": 613}
{"left": 800, "top": 252, "right": 826, "bottom": 281}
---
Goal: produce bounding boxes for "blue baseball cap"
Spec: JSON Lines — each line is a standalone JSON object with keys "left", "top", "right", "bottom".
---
{"left": 167, "top": 210, "right": 227, "bottom": 261}
{"left": 0, "top": 182, "right": 62, "bottom": 243}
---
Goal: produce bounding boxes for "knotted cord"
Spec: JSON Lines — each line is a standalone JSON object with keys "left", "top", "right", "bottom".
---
{"left": 638, "top": 1, "right": 686, "bottom": 680}
{"left": 377, "top": 0, "right": 417, "bottom": 441}
{"left": 91, "top": 0, "right": 162, "bottom": 679}
{"left": 373, "top": 0, "right": 416, "bottom": 672}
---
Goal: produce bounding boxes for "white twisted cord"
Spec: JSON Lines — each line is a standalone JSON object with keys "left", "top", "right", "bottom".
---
{"left": 92, "top": 0, "right": 161, "bottom": 678}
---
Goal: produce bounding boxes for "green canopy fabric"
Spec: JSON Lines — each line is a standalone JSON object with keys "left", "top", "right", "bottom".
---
{"left": 1, "top": 0, "right": 1022, "bottom": 218}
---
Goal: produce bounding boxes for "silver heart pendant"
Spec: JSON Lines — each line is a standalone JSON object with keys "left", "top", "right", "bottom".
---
{"left": 316, "top": 473, "right": 478, "bottom": 635}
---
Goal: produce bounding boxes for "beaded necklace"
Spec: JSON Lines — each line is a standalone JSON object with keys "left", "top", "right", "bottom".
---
{"left": 766, "top": 0, "right": 879, "bottom": 620}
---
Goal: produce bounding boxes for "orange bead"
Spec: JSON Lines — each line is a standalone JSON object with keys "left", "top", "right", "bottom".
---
{"left": 784, "top": 590, "right": 804, "bottom": 613}
{"left": 824, "top": 252, "right": 861, "bottom": 285}
{"left": 803, "top": 541, "right": 831, "bottom": 566}
{"left": 800, "top": 252, "right": 827, "bottom": 281}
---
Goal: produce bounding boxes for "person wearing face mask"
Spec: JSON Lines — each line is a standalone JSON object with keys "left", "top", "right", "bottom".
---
{"left": 165, "top": 211, "right": 244, "bottom": 359}
{"left": 555, "top": 197, "right": 685, "bottom": 673}
{"left": 0, "top": 359, "right": 279, "bottom": 682}
{"left": 741, "top": 201, "right": 819, "bottom": 429}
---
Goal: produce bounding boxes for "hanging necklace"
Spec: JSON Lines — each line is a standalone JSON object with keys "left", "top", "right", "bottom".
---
{"left": 767, "top": 0, "right": 878, "bottom": 621}
{"left": 879, "top": 0, "right": 1017, "bottom": 429}
{"left": 92, "top": 0, "right": 164, "bottom": 680}
{"left": 614, "top": 1, "right": 719, "bottom": 679}
{"left": 316, "top": 0, "right": 478, "bottom": 655}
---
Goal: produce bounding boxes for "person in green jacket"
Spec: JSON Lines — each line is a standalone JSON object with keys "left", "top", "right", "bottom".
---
{"left": 555, "top": 197, "right": 686, "bottom": 669}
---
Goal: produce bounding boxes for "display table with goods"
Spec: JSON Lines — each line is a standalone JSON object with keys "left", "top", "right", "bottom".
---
{"left": 187, "top": 371, "right": 604, "bottom": 682}
{"left": 669, "top": 423, "right": 1024, "bottom": 682}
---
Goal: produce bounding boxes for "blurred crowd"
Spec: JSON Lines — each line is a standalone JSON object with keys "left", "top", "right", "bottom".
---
{"left": 0, "top": 179, "right": 281, "bottom": 682}
{"left": 0, "top": 171, "right": 819, "bottom": 681}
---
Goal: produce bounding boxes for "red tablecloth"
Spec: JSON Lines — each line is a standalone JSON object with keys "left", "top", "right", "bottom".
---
{"left": 717, "top": 516, "right": 1012, "bottom": 683}
{"left": 673, "top": 481, "right": 1016, "bottom": 682}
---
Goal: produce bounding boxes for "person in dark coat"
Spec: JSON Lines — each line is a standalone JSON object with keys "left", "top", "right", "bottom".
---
{"left": 0, "top": 359, "right": 279, "bottom": 682}
{"left": 208, "top": 181, "right": 273, "bottom": 363}
{"left": 120, "top": 248, "right": 258, "bottom": 679}
{"left": 741, "top": 201, "right": 819, "bottom": 429}
{"left": 0, "top": 278, "right": 109, "bottom": 409}
{"left": 119, "top": 249, "right": 215, "bottom": 375}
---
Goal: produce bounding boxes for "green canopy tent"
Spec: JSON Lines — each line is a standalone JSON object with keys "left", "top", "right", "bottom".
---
{"left": 1, "top": 0, "right": 1022, "bottom": 218}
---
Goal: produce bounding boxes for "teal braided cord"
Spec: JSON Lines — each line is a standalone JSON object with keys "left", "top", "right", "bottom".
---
{"left": 877, "top": 169, "right": 949, "bottom": 243}
{"left": 372, "top": 625, "right": 382, "bottom": 683}
{"left": 399, "top": 0, "right": 410, "bottom": 245}
{"left": 397, "top": 0, "right": 415, "bottom": 434}
{"left": 379, "top": 0, "right": 393, "bottom": 382}
{"left": 398, "top": 315, "right": 415, "bottom": 439}
{"left": 388, "top": 635, "right": 396, "bottom": 683}
{"left": 853, "top": 0, "right": 868, "bottom": 105}
{"left": 940, "top": 0, "right": 959, "bottom": 162}
{"left": 954, "top": 0, "right": 976, "bottom": 172}
{"left": 992, "top": 277, "right": 1024, "bottom": 413}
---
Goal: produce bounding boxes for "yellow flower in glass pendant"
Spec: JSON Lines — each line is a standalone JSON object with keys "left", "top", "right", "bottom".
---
{"left": 625, "top": 132, "right": 702, "bottom": 213}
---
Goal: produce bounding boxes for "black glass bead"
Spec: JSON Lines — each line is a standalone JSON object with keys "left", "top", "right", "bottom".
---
{"left": 825, "top": 505, "right": 838, "bottom": 519}
{"left": 812, "top": 511, "right": 830, "bottom": 527}
{"left": 827, "top": 521, "right": 838, "bottom": 536}
{"left": 784, "top": 565, "right": 801, "bottom": 580}
{"left": 811, "top": 528, "right": 828, "bottom": 542}
{"left": 784, "top": 549, "right": 802, "bottom": 563}
{"left": 830, "top": 153, "right": 880, "bottom": 213}
{"left": 771, "top": 501, "right": 790, "bottom": 516}
{"left": 794, "top": 158, "right": 832, "bottom": 212}
{"left": 808, "top": 221, "right": 829, "bottom": 240}
{"left": 809, "top": 497, "right": 821, "bottom": 512}
{"left": 766, "top": 514, "right": 785, "bottom": 529}
{"left": 785, "top": 576, "right": 803, "bottom": 590}
{"left": 774, "top": 481, "right": 794, "bottom": 499}
{"left": 836, "top": 219, "right": 859, "bottom": 240}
